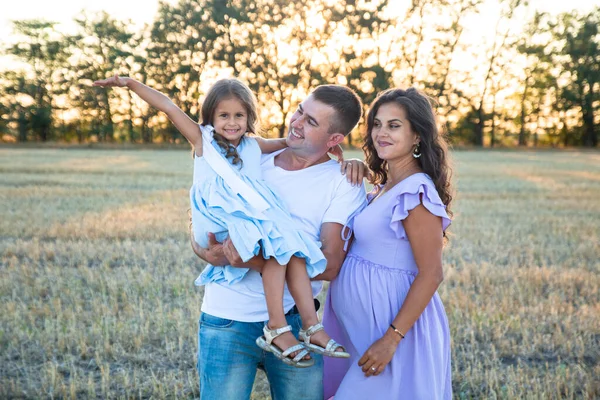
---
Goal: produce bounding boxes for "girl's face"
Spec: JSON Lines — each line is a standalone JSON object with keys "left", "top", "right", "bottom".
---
{"left": 371, "top": 102, "right": 419, "bottom": 162}
{"left": 212, "top": 97, "right": 248, "bottom": 146}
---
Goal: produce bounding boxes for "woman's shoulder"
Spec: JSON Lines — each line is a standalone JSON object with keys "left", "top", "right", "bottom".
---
{"left": 394, "top": 172, "right": 435, "bottom": 194}
{"left": 388, "top": 173, "right": 451, "bottom": 238}
{"left": 394, "top": 173, "right": 445, "bottom": 207}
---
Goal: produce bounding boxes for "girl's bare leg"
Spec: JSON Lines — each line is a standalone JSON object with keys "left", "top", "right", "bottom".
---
{"left": 286, "top": 257, "right": 344, "bottom": 352}
{"left": 262, "top": 258, "right": 309, "bottom": 360}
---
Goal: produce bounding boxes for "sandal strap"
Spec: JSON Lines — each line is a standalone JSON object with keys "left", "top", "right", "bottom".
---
{"left": 282, "top": 344, "right": 306, "bottom": 358}
{"left": 325, "top": 339, "right": 343, "bottom": 353}
{"left": 302, "top": 322, "right": 324, "bottom": 338}
{"left": 292, "top": 348, "right": 310, "bottom": 363}
{"left": 263, "top": 324, "right": 292, "bottom": 345}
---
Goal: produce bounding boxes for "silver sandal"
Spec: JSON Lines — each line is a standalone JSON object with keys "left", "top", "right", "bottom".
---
{"left": 299, "top": 323, "right": 350, "bottom": 358}
{"left": 256, "top": 325, "right": 314, "bottom": 368}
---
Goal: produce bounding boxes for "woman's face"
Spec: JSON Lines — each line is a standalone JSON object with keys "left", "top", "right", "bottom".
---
{"left": 371, "top": 102, "right": 418, "bottom": 162}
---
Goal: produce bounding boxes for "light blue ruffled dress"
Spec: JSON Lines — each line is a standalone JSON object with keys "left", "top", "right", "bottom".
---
{"left": 190, "top": 125, "right": 326, "bottom": 286}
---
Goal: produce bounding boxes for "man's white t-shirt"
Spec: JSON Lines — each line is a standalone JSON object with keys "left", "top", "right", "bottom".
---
{"left": 199, "top": 149, "right": 367, "bottom": 322}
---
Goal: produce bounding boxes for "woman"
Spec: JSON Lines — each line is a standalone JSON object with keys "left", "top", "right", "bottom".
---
{"left": 323, "top": 88, "right": 453, "bottom": 399}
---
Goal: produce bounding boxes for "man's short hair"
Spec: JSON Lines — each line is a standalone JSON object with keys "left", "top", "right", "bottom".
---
{"left": 312, "top": 85, "right": 362, "bottom": 136}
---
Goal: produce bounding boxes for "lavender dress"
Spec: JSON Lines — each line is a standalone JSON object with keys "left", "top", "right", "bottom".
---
{"left": 323, "top": 173, "right": 452, "bottom": 399}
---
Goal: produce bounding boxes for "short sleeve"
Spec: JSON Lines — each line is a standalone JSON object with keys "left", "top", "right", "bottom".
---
{"left": 389, "top": 181, "right": 451, "bottom": 240}
{"left": 322, "top": 179, "right": 367, "bottom": 226}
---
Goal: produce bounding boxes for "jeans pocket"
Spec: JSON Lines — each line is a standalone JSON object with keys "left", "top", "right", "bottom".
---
{"left": 286, "top": 312, "right": 303, "bottom": 333}
{"left": 199, "top": 312, "right": 235, "bottom": 329}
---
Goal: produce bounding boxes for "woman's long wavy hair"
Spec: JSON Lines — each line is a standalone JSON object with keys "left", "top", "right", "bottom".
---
{"left": 200, "top": 78, "right": 260, "bottom": 166}
{"left": 363, "top": 88, "right": 453, "bottom": 218}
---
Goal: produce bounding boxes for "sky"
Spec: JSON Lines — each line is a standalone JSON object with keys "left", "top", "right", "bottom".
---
{"left": 0, "top": 0, "right": 597, "bottom": 71}
{"left": 0, "top": 0, "right": 167, "bottom": 37}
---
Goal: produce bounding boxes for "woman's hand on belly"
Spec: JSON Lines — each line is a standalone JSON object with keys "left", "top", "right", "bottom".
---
{"left": 357, "top": 331, "right": 401, "bottom": 377}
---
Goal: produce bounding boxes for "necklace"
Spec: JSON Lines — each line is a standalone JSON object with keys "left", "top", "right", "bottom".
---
{"left": 372, "top": 168, "right": 422, "bottom": 203}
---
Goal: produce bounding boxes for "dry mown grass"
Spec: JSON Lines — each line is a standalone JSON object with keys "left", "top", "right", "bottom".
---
{"left": 1, "top": 148, "right": 599, "bottom": 399}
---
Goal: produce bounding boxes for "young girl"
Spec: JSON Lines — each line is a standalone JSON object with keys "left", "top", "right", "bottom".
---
{"left": 93, "top": 75, "right": 349, "bottom": 367}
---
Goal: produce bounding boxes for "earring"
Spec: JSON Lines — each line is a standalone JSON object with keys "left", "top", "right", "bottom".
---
{"left": 412, "top": 142, "right": 422, "bottom": 159}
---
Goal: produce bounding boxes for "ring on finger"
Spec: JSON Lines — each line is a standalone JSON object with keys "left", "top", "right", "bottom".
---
{"left": 370, "top": 367, "right": 376, "bottom": 372}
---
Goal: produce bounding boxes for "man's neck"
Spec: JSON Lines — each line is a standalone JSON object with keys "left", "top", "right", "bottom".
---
{"left": 274, "top": 148, "right": 331, "bottom": 171}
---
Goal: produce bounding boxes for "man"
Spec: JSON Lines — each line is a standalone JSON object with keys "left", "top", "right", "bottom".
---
{"left": 192, "top": 85, "right": 366, "bottom": 400}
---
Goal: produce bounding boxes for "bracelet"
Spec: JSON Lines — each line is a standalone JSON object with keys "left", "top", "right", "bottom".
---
{"left": 390, "top": 323, "right": 405, "bottom": 339}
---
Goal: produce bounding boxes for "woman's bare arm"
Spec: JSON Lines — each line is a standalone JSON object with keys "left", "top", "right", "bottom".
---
{"left": 357, "top": 204, "right": 445, "bottom": 376}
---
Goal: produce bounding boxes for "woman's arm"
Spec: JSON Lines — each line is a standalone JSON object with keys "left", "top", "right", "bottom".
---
{"left": 254, "top": 137, "right": 288, "bottom": 154}
{"left": 93, "top": 75, "right": 203, "bottom": 154}
{"left": 358, "top": 204, "right": 445, "bottom": 376}
{"left": 340, "top": 158, "right": 372, "bottom": 186}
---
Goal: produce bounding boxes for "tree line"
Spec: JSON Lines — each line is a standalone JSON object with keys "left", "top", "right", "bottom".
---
{"left": 0, "top": 0, "right": 598, "bottom": 147}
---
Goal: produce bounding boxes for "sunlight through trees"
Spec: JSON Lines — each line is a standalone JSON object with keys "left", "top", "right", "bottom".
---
{"left": 0, "top": 0, "right": 598, "bottom": 147}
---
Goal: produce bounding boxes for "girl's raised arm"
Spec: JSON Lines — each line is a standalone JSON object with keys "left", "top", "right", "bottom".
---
{"left": 93, "top": 75, "right": 203, "bottom": 153}
{"left": 254, "top": 137, "right": 288, "bottom": 154}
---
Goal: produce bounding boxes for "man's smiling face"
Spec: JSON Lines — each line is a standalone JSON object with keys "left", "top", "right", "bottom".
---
{"left": 287, "top": 94, "right": 336, "bottom": 154}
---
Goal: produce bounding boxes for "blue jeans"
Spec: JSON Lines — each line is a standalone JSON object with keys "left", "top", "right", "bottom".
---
{"left": 198, "top": 311, "right": 323, "bottom": 400}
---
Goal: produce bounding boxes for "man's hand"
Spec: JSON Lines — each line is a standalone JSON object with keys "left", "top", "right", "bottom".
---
{"left": 222, "top": 238, "right": 266, "bottom": 273}
{"left": 189, "top": 210, "right": 228, "bottom": 265}
{"left": 189, "top": 212, "right": 265, "bottom": 272}
{"left": 223, "top": 237, "right": 244, "bottom": 267}
{"left": 190, "top": 231, "right": 228, "bottom": 266}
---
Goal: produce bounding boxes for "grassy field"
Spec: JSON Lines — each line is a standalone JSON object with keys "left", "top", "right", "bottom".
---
{"left": 1, "top": 148, "right": 599, "bottom": 399}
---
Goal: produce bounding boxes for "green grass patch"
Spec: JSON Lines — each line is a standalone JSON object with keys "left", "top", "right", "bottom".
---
{"left": 1, "top": 148, "right": 599, "bottom": 398}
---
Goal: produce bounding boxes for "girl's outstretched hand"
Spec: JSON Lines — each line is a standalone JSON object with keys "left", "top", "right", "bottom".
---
{"left": 93, "top": 74, "right": 128, "bottom": 88}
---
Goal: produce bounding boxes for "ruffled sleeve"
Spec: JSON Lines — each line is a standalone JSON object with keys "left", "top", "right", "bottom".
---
{"left": 340, "top": 203, "right": 367, "bottom": 251}
{"left": 389, "top": 177, "right": 451, "bottom": 240}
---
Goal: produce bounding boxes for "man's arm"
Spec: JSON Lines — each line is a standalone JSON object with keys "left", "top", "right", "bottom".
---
{"left": 311, "top": 176, "right": 367, "bottom": 281}
{"left": 222, "top": 238, "right": 266, "bottom": 273}
{"left": 190, "top": 230, "right": 266, "bottom": 273}
{"left": 190, "top": 224, "right": 345, "bottom": 278}
{"left": 211, "top": 223, "right": 346, "bottom": 279}
{"left": 190, "top": 232, "right": 228, "bottom": 266}
{"left": 311, "top": 222, "right": 347, "bottom": 282}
